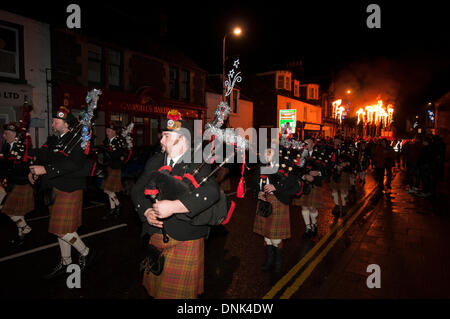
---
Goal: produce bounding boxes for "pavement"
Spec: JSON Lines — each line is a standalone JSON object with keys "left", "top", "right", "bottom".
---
{"left": 284, "top": 168, "right": 450, "bottom": 299}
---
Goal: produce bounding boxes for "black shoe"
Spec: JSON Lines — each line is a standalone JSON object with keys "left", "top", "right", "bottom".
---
{"left": 273, "top": 247, "right": 283, "bottom": 273}
{"left": 331, "top": 205, "right": 340, "bottom": 217}
{"left": 311, "top": 224, "right": 318, "bottom": 236}
{"left": 102, "top": 208, "right": 119, "bottom": 220}
{"left": 78, "top": 249, "right": 96, "bottom": 271}
{"left": 10, "top": 234, "right": 27, "bottom": 247}
{"left": 44, "top": 259, "right": 68, "bottom": 279}
{"left": 261, "top": 245, "right": 275, "bottom": 271}
{"left": 303, "top": 228, "right": 313, "bottom": 239}
{"left": 341, "top": 206, "right": 347, "bottom": 217}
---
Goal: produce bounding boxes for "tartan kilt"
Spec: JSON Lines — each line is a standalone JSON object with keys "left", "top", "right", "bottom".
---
{"left": 48, "top": 188, "right": 83, "bottom": 235}
{"left": 142, "top": 233, "right": 205, "bottom": 299}
{"left": 101, "top": 168, "right": 123, "bottom": 193}
{"left": 253, "top": 194, "right": 291, "bottom": 240}
{"left": 2, "top": 184, "right": 34, "bottom": 216}
{"left": 292, "top": 185, "right": 324, "bottom": 208}
{"left": 329, "top": 171, "right": 350, "bottom": 192}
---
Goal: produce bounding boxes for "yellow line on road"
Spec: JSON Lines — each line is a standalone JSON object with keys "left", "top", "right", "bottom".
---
{"left": 263, "top": 187, "right": 377, "bottom": 299}
{"left": 279, "top": 190, "right": 376, "bottom": 299}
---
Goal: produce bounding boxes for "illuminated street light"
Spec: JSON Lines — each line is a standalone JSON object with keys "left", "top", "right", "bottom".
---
{"left": 223, "top": 27, "right": 243, "bottom": 100}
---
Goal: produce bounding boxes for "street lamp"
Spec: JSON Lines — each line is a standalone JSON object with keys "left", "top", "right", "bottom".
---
{"left": 223, "top": 27, "right": 242, "bottom": 101}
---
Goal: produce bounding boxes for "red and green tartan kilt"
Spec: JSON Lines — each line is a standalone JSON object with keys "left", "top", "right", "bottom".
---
{"left": 292, "top": 185, "right": 325, "bottom": 208}
{"left": 2, "top": 184, "right": 34, "bottom": 216}
{"left": 48, "top": 188, "right": 83, "bottom": 235}
{"left": 253, "top": 194, "right": 291, "bottom": 240}
{"left": 329, "top": 171, "right": 350, "bottom": 192}
{"left": 142, "top": 233, "right": 205, "bottom": 299}
{"left": 101, "top": 168, "right": 123, "bottom": 193}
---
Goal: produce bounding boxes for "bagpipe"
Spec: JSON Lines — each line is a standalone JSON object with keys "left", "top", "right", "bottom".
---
{"left": 0, "top": 102, "right": 33, "bottom": 191}
{"left": 33, "top": 90, "right": 100, "bottom": 205}
{"left": 330, "top": 141, "right": 356, "bottom": 183}
{"left": 142, "top": 102, "right": 248, "bottom": 243}
{"left": 52, "top": 90, "right": 100, "bottom": 157}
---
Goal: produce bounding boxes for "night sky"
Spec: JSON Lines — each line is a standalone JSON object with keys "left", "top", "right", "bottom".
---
{"left": 3, "top": 1, "right": 450, "bottom": 130}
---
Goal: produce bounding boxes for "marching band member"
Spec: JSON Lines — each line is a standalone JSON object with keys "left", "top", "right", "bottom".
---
{"left": 252, "top": 144, "right": 301, "bottom": 273}
{"left": 29, "top": 106, "right": 95, "bottom": 278}
{"left": 100, "top": 122, "right": 128, "bottom": 220}
{"left": 329, "top": 135, "right": 352, "bottom": 218}
{"left": 131, "top": 109, "right": 221, "bottom": 299}
{"left": 292, "top": 136, "right": 324, "bottom": 239}
{"left": 0, "top": 122, "right": 34, "bottom": 246}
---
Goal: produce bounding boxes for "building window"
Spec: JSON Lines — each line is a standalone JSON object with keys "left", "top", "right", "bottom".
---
{"left": 294, "top": 83, "right": 299, "bottom": 97}
{"left": 169, "top": 66, "right": 179, "bottom": 99}
{"left": 108, "top": 49, "right": 121, "bottom": 87}
{"left": 88, "top": 44, "right": 102, "bottom": 84}
{"left": 0, "top": 21, "right": 23, "bottom": 80}
{"left": 277, "top": 75, "right": 284, "bottom": 90}
{"left": 285, "top": 77, "right": 291, "bottom": 91}
{"left": 180, "top": 70, "right": 190, "bottom": 100}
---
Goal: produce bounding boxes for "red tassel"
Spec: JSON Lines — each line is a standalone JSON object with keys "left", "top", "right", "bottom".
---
{"left": 236, "top": 151, "right": 246, "bottom": 198}
{"left": 237, "top": 177, "right": 245, "bottom": 198}
{"left": 84, "top": 132, "right": 92, "bottom": 155}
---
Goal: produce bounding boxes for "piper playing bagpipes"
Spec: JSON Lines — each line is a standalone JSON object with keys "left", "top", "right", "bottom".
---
{"left": 252, "top": 140, "right": 302, "bottom": 273}
{"left": 131, "top": 109, "right": 223, "bottom": 299}
{"left": 328, "top": 135, "right": 353, "bottom": 218}
{"left": 28, "top": 90, "right": 99, "bottom": 279}
{"left": 99, "top": 122, "right": 129, "bottom": 220}
{"left": 0, "top": 118, "right": 34, "bottom": 247}
{"left": 291, "top": 135, "right": 332, "bottom": 239}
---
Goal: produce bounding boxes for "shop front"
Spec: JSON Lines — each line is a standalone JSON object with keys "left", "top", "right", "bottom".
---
{"left": 55, "top": 84, "right": 206, "bottom": 147}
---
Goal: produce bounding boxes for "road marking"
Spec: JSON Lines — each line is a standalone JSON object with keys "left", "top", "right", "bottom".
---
{"left": 263, "top": 186, "right": 378, "bottom": 299}
{"left": 27, "top": 203, "right": 105, "bottom": 222}
{"left": 279, "top": 192, "right": 375, "bottom": 299}
{"left": 0, "top": 224, "right": 127, "bottom": 263}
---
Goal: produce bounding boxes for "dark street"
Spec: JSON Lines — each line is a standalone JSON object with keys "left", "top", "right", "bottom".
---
{"left": 1, "top": 167, "right": 449, "bottom": 299}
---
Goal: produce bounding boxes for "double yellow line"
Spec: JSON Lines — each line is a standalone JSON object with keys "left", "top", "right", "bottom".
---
{"left": 263, "top": 187, "right": 378, "bottom": 299}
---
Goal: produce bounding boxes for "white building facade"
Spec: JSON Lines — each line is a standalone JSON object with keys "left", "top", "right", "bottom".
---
{"left": 0, "top": 10, "right": 52, "bottom": 147}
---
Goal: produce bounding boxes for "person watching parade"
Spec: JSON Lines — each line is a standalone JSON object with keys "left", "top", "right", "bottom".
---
{"left": 131, "top": 109, "right": 221, "bottom": 299}
{"left": 0, "top": 122, "right": 34, "bottom": 246}
{"left": 28, "top": 106, "right": 95, "bottom": 279}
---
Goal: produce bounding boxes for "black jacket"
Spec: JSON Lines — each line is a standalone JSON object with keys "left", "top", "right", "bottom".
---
{"left": 0, "top": 141, "right": 31, "bottom": 185}
{"left": 131, "top": 151, "right": 221, "bottom": 241}
{"left": 31, "top": 133, "right": 94, "bottom": 192}
{"left": 251, "top": 163, "right": 301, "bottom": 205}
{"left": 103, "top": 137, "right": 128, "bottom": 169}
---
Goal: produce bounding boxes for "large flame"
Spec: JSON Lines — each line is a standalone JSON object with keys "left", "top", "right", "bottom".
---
{"left": 356, "top": 99, "right": 394, "bottom": 127}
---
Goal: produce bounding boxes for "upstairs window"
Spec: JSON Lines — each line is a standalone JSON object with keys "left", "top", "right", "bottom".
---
{"left": 169, "top": 66, "right": 179, "bottom": 99}
{"left": 108, "top": 49, "right": 122, "bottom": 87}
{"left": 88, "top": 44, "right": 102, "bottom": 84}
{"left": 180, "top": 70, "right": 190, "bottom": 100}
{"left": 0, "top": 21, "right": 23, "bottom": 80}
{"left": 277, "top": 75, "right": 284, "bottom": 90}
{"left": 285, "top": 77, "right": 291, "bottom": 91}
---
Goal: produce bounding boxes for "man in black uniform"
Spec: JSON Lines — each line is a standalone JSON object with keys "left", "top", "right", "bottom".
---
{"left": 131, "top": 109, "right": 221, "bottom": 299}
{"left": 0, "top": 122, "right": 34, "bottom": 246}
{"left": 29, "top": 106, "right": 95, "bottom": 278}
